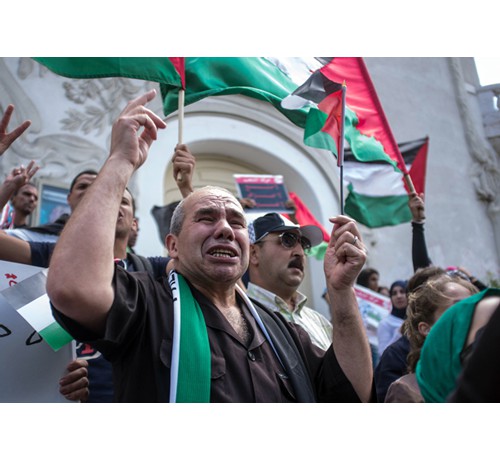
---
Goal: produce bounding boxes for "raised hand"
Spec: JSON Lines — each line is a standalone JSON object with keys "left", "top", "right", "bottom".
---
{"left": 408, "top": 192, "right": 425, "bottom": 222}
{"left": 0, "top": 105, "right": 31, "bottom": 156}
{"left": 5, "top": 160, "right": 40, "bottom": 191}
{"left": 324, "top": 215, "right": 367, "bottom": 290}
{"left": 172, "top": 143, "right": 195, "bottom": 197}
{"left": 109, "top": 90, "right": 167, "bottom": 170}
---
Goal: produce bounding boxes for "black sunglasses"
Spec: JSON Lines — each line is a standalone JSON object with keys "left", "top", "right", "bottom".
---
{"left": 259, "top": 231, "right": 312, "bottom": 251}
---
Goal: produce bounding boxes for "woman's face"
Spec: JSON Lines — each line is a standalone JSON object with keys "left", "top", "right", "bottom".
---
{"left": 368, "top": 273, "right": 379, "bottom": 291}
{"left": 391, "top": 285, "right": 408, "bottom": 309}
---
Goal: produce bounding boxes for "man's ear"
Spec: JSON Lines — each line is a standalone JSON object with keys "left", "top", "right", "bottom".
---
{"left": 166, "top": 234, "right": 178, "bottom": 258}
{"left": 418, "top": 321, "right": 431, "bottom": 337}
{"left": 249, "top": 244, "right": 260, "bottom": 266}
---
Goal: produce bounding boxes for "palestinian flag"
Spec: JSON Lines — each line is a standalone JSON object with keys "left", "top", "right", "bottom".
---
{"left": 33, "top": 57, "right": 185, "bottom": 88}
{"left": 344, "top": 137, "right": 429, "bottom": 228}
{"left": 161, "top": 57, "right": 404, "bottom": 169}
{"left": 1, "top": 270, "right": 73, "bottom": 351}
{"left": 162, "top": 57, "right": 310, "bottom": 127}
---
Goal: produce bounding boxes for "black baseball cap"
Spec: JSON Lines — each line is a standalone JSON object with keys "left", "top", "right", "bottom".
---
{"left": 248, "top": 212, "right": 323, "bottom": 247}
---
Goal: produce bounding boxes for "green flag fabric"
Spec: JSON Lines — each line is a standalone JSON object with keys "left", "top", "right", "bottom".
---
{"left": 34, "top": 57, "right": 184, "bottom": 87}
{"left": 161, "top": 57, "right": 309, "bottom": 127}
{"left": 343, "top": 137, "right": 429, "bottom": 228}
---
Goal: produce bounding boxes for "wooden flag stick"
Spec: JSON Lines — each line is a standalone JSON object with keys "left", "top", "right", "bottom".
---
{"left": 404, "top": 173, "right": 416, "bottom": 194}
{"left": 176, "top": 89, "right": 185, "bottom": 182}
{"left": 340, "top": 164, "right": 344, "bottom": 215}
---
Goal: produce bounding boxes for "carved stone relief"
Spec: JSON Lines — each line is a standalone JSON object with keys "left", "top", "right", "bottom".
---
{"left": 0, "top": 58, "right": 151, "bottom": 192}
{"left": 448, "top": 57, "right": 500, "bottom": 259}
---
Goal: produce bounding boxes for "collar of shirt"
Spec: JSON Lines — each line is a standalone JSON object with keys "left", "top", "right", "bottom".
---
{"left": 246, "top": 282, "right": 307, "bottom": 317}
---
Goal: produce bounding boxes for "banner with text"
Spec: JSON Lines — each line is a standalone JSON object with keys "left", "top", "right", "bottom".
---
{"left": 354, "top": 284, "right": 391, "bottom": 347}
{"left": 234, "top": 174, "right": 290, "bottom": 214}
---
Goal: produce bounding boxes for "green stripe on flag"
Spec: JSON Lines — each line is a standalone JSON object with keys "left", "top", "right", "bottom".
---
{"left": 161, "top": 57, "right": 309, "bottom": 127}
{"left": 39, "top": 322, "right": 73, "bottom": 352}
{"left": 303, "top": 108, "right": 338, "bottom": 154}
{"left": 344, "top": 183, "right": 412, "bottom": 228}
{"left": 34, "top": 57, "right": 183, "bottom": 86}
{"left": 16, "top": 293, "right": 74, "bottom": 352}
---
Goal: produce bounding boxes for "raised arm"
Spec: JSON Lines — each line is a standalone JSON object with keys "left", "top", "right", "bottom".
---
{"left": 46, "top": 90, "right": 166, "bottom": 334}
{"left": 409, "top": 192, "right": 432, "bottom": 271}
{"left": 324, "top": 215, "right": 373, "bottom": 402}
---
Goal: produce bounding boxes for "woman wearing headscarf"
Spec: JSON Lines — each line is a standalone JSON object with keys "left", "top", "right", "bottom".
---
{"left": 416, "top": 287, "right": 500, "bottom": 402}
{"left": 377, "top": 280, "right": 408, "bottom": 356}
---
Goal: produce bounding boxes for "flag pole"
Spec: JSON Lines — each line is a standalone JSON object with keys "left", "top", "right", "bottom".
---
{"left": 403, "top": 173, "right": 416, "bottom": 194}
{"left": 176, "top": 89, "right": 185, "bottom": 182}
{"left": 338, "top": 82, "right": 347, "bottom": 215}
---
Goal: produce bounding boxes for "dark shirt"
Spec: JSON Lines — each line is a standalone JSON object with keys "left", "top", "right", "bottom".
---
{"left": 374, "top": 335, "right": 410, "bottom": 402}
{"left": 52, "top": 268, "right": 360, "bottom": 403}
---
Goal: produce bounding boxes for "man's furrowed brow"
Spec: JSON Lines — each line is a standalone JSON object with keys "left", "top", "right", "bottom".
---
{"left": 193, "top": 206, "right": 246, "bottom": 223}
{"left": 193, "top": 207, "right": 219, "bottom": 218}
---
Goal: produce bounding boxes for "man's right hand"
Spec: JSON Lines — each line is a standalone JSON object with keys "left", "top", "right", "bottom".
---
{"left": 109, "top": 90, "right": 167, "bottom": 171}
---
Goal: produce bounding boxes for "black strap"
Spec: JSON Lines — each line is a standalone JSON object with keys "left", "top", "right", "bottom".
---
{"left": 251, "top": 299, "right": 316, "bottom": 402}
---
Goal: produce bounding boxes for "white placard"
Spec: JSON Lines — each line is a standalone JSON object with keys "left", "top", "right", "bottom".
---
{"left": 0, "top": 261, "right": 75, "bottom": 402}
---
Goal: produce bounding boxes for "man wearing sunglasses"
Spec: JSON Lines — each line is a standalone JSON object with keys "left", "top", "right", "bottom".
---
{"left": 247, "top": 213, "right": 334, "bottom": 350}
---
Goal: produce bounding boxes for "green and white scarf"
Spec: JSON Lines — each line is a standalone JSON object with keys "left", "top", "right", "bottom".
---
{"left": 168, "top": 270, "right": 284, "bottom": 403}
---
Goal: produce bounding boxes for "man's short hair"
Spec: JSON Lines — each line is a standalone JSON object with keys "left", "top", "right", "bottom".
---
{"left": 12, "top": 181, "right": 37, "bottom": 197}
{"left": 69, "top": 169, "right": 98, "bottom": 192}
{"left": 169, "top": 185, "right": 240, "bottom": 236}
